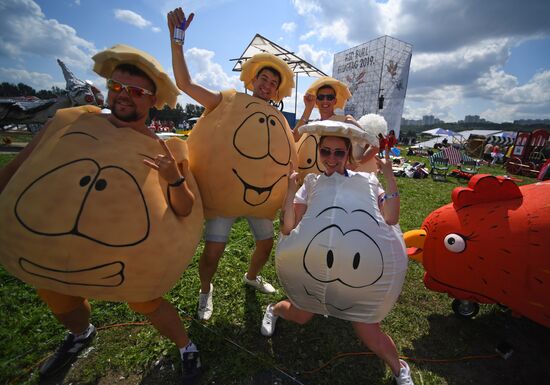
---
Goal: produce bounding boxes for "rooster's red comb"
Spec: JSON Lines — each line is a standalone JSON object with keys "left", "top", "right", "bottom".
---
{"left": 451, "top": 174, "right": 522, "bottom": 209}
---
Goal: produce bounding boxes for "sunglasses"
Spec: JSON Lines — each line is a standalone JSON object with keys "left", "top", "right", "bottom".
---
{"left": 107, "top": 79, "right": 154, "bottom": 98}
{"left": 319, "top": 147, "right": 347, "bottom": 159}
{"left": 317, "top": 94, "right": 336, "bottom": 101}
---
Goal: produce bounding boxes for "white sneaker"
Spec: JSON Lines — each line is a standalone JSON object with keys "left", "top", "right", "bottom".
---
{"left": 197, "top": 284, "right": 213, "bottom": 320}
{"left": 395, "top": 359, "right": 414, "bottom": 385}
{"left": 260, "top": 304, "right": 279, "bottom": 337}
{"left": 243, "top": 273, "right": 276, "bottom": 294}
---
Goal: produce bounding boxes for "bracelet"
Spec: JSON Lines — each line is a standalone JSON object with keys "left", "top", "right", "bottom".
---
{"left": 383, "top": 191, "right": 399, "bottom": 200}
{"left": 168, "top": 176, "right": 186, "bottom": 187}
{"left": 300, "top": 117, "right": 309, "bottom": 123}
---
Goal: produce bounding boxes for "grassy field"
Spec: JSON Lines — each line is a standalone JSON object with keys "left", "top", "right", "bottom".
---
{"left": 1, "top": 151, "right": 549, "bottom": 385}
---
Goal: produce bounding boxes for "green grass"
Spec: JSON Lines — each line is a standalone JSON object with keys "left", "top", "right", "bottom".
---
{"left": 1, "top": 153, "right": 549, "bottom": 385}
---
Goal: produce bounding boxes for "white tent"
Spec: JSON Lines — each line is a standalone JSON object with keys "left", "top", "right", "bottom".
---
{"left": 421, "top": 128, "right": 463, "bottom": 137}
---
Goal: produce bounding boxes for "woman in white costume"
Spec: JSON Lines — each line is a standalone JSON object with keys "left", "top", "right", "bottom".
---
{"left": 262, "top": 120, "right": 414, "bottom": 385}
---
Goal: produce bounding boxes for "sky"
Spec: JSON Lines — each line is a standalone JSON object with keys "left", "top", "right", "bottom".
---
{"left": 1, "top": 0, "right": 549, "bottom": 124}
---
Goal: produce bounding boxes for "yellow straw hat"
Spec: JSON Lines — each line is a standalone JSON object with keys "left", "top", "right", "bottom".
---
{"left": 306, "top": 76, "right": 352, "bottom": 110}
{"left": 92, "top": 44, "right": 180, "bottom": 109}
{"left": 240, "top": 53, "right": 295, "bottom": 103}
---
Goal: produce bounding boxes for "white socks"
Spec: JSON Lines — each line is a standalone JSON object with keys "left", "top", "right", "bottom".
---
{"left": 180, "top": 341, "right": 198, "bottom": 358}
{"left": 72, "top": 323, "right": 94, "bottom": 341}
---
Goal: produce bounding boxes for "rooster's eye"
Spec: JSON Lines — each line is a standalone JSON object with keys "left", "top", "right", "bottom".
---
{"left": 444, "top": 234, "right": 466, "bottom": 253}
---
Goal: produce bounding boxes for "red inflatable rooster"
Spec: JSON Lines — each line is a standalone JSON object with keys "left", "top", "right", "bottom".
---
{"left": 404, "top": 174, "right": 550, "bottom": 328}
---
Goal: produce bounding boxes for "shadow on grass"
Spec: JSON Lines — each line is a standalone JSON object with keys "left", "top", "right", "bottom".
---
{"left": 405, "top": 308, "right": 550, "bottom": 385}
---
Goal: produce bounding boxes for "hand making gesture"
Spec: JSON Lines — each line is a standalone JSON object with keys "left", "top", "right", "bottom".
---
{"left": 144, "top": 139, "right": 194, "bottom": 216}
{"left": 287, "top": 161, "right": 299, "bottom": 193}
{"left": 375, "top": 144, "right": 393, "bottom": 176}
{"left": 167, "top": 7, "right": 195, "bottom": 42}
{"left": 143, "top": 139, "right": 185, "bottom": 185}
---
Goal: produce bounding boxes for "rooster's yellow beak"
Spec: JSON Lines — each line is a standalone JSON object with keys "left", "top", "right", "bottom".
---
{"left": 403, "top": 229, "right": 426, "bottom": 264}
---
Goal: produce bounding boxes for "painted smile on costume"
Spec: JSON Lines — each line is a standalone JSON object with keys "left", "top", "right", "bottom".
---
{"left": 232, "top": 169, "right": 286, "bottom": 206}
{"left": 232, "top": 103, "right": 291, "bottom": 206}
{"left": 19, "top": 258, "right": 125, "bottom": 287}
{"left": 303, "top": 284, "right": 354, "bottom": 311}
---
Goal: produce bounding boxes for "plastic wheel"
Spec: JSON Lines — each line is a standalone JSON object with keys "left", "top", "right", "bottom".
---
{"left": 526, "top": 162, "right": 538, "bottom": 175}
{"left": 452, "top": 299, "right": 480, "bottom": 319}
{"left": 505, "top": 157, "right": 522, "bottom": 175}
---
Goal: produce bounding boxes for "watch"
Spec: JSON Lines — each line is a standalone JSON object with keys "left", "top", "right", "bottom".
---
{"left": 168, "top": 176, "right": 186, "bottom": 187}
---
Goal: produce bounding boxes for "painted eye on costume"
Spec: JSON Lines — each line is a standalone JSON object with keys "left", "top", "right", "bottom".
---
{"left": 443, "top": 234, "right": 466, "bottom": 253}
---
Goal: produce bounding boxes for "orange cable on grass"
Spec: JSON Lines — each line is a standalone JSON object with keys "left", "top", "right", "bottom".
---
{"left": 296, "top": 351, "right": 501, "bottom": 375}
{"left": 8, "top": 319, "right": 502, "bottom": 384}
{"left": 97, "top": 321, "right": 149, "bottom": 330}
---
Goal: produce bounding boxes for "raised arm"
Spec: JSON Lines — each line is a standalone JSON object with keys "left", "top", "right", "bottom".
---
{"left": 358, "top": 143, "right": 380, "bottom": 165}
{"left": 167, "top": 8, "right": 222, "bottom": 111}
{"left": 280, "top": 163, "right": 307, "bottom": 234}
{"left": 376, "top": 149, "right": 400, "bottom": 225}
{"left": 292, "top": 93, "right": 316, "bottom": 142}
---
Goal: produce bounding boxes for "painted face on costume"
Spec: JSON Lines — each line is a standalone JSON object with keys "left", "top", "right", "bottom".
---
{"left": 0, "top": 109, "right": 203, "bottom": 302}
{"left": 187, "top": 92, "right": 297, "bottom": 219}
{"left": 297, "top": 134, "right": 325, "bottom": 180}
{"left": 107, "top": 69, "right": 156, "bottom": 122}
{"left": 300, "top": 207, "right": 384, "bottom": 312}
{"left": 276, "top": 188, "right": 394, "bottom": 319}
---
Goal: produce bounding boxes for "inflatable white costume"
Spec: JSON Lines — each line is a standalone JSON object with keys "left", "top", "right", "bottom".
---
{"left": 276, "top": 119, "right": 408, "bottom": 322}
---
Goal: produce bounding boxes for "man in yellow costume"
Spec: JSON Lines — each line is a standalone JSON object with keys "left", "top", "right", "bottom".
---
{"left": 168, "top": 8, "right": 297, "bottom": 321}
{"left": 0, "top": 45, "right": 204, "bottom": 383}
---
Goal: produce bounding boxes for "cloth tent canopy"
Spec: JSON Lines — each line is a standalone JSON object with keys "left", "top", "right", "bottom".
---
{"left": 230, "top": 34, "right": 327, "bottom": 117}
{"left": 487, "top": 136, "right": 515, "bottom": 146}
{"left": 422, "top": 128, "right": 462, "bottom": 137}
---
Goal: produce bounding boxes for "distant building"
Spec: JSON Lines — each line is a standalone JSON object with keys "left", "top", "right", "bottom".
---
{"left": 464, "top": 115, "right": 488, "bottom": 123}
{"left": 514, "top": 118, "right": 550, "bottom": 125}
{"left": 401, "top": 116, "right": 443, "bottom": 126}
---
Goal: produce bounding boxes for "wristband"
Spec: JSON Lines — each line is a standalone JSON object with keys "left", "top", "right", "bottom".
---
{"left": 168, "top": 176, "right": 186, "bottom": 187}
{"left": 383, "top": 191, "right": 399, "bottom": 200}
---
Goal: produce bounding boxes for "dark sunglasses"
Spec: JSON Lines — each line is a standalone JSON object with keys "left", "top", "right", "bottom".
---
{"left": 107, "top": 79, "right": 154, "bottom": 98}
{"left": 317, "top": 94, "right": 336, "bottom": 101}
{"left": 319, "top": 147, "right": 347, "bottom": 159}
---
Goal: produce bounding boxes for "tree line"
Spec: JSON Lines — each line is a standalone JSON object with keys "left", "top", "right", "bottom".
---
{"left": 0, "top": 81, "right": 65, "bottom": 99}
{"left": 0, "top": 81, "right": 205, "bottom": 126}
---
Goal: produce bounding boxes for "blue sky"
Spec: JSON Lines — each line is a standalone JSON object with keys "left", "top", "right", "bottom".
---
{"left": 1, "top": 0, "right": 549, "bottom": 123}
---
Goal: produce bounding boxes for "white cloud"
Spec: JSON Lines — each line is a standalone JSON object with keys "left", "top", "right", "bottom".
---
{"left": 0, "top": 0, "right": 96, "bottom": 71}
{"left": 477, "top": 69, "right": 550, "bottom": 121}
{"left": 114, "top": 9, "right": 151, "bottom": 28}
{"left": 185, "top": 47, "right": 241, "bottom": 91}
{"left": 291, "top": 0, "right": 322, "bottom": 15}
{"left": 299, "top": 18, "right": 350, "bottom": 45}
{"left": 290, "top": 0, "right": 550, "bottom": 121}
{"left": 282, "top": 22, "right": 297, "bottom": 33}
{"left": 0, "top": 67, "right": 61, "bottom": 90}
{"left": 404, "top": 85, "right": 464, "bottom": 122}
{"left": 113, "top": 9, "right": 160, "bottom": 33}
{"left": 297, "top": 44, "right": 333, "bottom": 75}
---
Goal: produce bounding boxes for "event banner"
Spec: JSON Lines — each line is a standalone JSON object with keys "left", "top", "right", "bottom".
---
{"left": 333, "top": 36, "right": 412, "bottom": 138}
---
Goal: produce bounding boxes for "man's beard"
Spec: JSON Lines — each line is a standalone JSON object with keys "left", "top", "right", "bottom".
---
{"left": 109, "top": 96, "right": 142, "bottom": 122}
{"left": 112, "top": 106, "right": 140, "bottom": 122}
